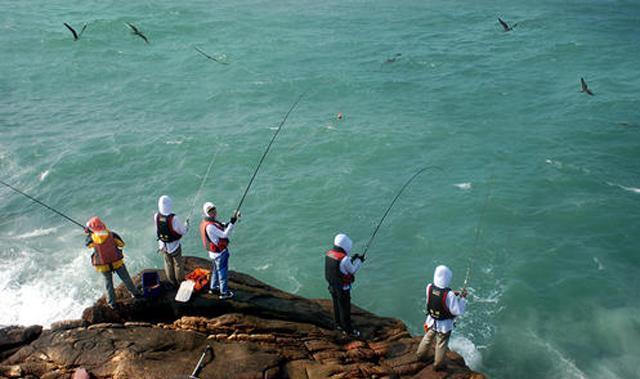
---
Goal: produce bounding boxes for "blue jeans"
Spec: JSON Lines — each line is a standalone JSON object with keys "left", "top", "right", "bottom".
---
{"left": 210, "top": 249, "right": 229, "bottom": 294}
{"left": 101, "top": 264, "right": 140, "bottom": 306}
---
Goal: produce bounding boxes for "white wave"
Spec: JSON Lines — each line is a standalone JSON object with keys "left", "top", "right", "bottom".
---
{"left": 254, "top": 263, "right": 271, "bottom": 271}
{"left": 38, "top": 170, "right": 49, "bottom": 181}
{"left": 165, "top": 140, "right": 183, "bottom": 145}
{"left": 449, "top": 335, "right": 482, "bottom": 370}
{"left": 0, "top": 247, "right": 102, "bottom": 327}
{"left": 528, "top": 330, "right": 588, "bottom": 379}
{"left": 454, "top": 182, "right": 472, "bottom": 191}
{"left": 13, "top": 227, "right": 58, "bottom": 240}
{"left": 607, "top": 182, "right": 640, "bottom": 194}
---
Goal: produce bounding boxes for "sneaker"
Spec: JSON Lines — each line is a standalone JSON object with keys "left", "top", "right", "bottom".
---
{"left": 208, "top": 287, "right": 219, "bottom": 295}
{"left": 219, "top": 291, "right": 234, "bottom": 300}
{"left": 348, "top": 329, "right": 361, "bottom": 338}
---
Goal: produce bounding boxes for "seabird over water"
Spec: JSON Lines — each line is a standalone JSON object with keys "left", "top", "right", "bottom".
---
{"left": 126, "top": 22, "right": 149, "bottom": 44}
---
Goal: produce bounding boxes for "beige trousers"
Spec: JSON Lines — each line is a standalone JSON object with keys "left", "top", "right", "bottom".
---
{"left": 416, "top": 328, "right": 451, "bottom": 368}
{"left": 162, "top": 245, "right": 184, "bottom": 286}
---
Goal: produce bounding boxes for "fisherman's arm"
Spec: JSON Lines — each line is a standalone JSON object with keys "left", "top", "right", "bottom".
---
{"left": 447, "top": 292, "right": 467, "bottom": 316}
{"left": 340, "top": 255, "right": 362, "bottom": 275}
{"left": 112, "top": 232, "right": 126, "bottom": 249}
{"left": 206, "top": 222, "right": 235, "bottom": 241}
{"left": 172, "top": 214, "right": 188, "bottom": 235}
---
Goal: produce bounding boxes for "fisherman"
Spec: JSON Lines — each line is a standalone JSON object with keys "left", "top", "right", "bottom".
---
{"left": 84, "top": 217, "right": 141, "bottom": 308}
{"left": 416, "top": 265, "right": 468, "bottom": 371}
{"left": 155, "top": 195, "right": 189, "bottom": 288}
{"left": 325, "top": 233, "right": 364, "bottom": 337}
{"left": 200, "top": 202, "right": 240, "bottom": 299}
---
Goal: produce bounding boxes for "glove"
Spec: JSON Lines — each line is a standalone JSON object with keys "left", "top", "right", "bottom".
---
{"left": 455, "top": 288, "right": 468, "bottom": 298}
{"left": 351, "top": 254, "right": 365, "bottom": 263}
{"left": 230, "top": 210, "right": 241, "bottom": 224}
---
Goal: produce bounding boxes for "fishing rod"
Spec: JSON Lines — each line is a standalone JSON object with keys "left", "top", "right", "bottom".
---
{"left": 362, "top": 166, "right": 443, "bottom": 259}
{"left": 235, "top": 92, "right": 306, "bottom": 212}
{"left": 0, "top": 179, "right": 86, "bottom": 230}
{"left": 462, "top": 176, "right": 495, "bottom": 289}
{"left": 186, "top": 146, "right": 224, "bottom": 224}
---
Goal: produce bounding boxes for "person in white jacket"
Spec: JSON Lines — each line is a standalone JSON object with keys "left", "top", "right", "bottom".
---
{"left": 325, "top": 233, "right": 364, "bottom": 337}
{"left": 155, "top": 195, "right": 189, "bottom": 288}
{"left": 416, "top": 265, "right": 467, "bottom": 370}
{"left": 199, "top": 201, "right": 240, "bottom": 299}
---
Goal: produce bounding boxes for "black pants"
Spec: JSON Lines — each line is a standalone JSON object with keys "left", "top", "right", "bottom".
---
{"left": 328, "top": 285, "right": 351, "bottom": 332}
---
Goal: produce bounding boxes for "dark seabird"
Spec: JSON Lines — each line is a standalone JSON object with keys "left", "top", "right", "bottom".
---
{"left": 580, "top": 78, "right": 594, "bottom": 96}
{"left": 498, "top": 17, "right": 517, "bottom": 32}
{"left": 126, "top": 22, "right": 149, "bottom": 44}
{"left": 194, "top": 47, "right": 229, "bottom": 65}
{"left": 384, "top": 53, "right": 402, "bottom": 64}
{"left": 63, "top": 22, "right": 86, "bottom": 40}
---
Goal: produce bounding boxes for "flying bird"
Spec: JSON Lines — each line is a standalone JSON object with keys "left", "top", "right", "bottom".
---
{"left": 63, "top": 22, "right": 86, "bottom": 40}
{"left": 194, "top": 47, "right": 229, "bottom": 65}
{"left": 126, "top": 22, "right": 149, "bottom": 44}
{"left": 498, "top": 17, "right": 517, "bottom": 32}
{"left": 580, "top": 78, "right": 594, "bottom": 96}
{"left": 384, "top": 53, "right": 402, "bottom": 64}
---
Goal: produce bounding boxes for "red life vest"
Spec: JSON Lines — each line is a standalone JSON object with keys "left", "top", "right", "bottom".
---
{"left": 91, "top": 232, "right": 124, "bottom": 267}
{"left": 156, "top": 213, "right": 182, "bottom": 243}
{"left": 325, "top": 249, "right": 354, "bottom": 287}
{"left": 200, "top": 218, "right": 229, "bottom": 253}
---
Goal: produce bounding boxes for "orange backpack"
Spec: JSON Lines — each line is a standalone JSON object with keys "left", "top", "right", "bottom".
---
{"left": 184, "top": 268, "right": 211, "bottom": 292}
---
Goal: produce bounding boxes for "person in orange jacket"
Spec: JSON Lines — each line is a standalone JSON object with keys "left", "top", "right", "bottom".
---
{"left": 85, "top": 216, "right": 141, "bottom": 308}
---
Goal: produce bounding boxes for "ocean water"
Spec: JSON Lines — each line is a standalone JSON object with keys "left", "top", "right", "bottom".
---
{"left": 1, "top": 0, "right": 639, "bottom": 377}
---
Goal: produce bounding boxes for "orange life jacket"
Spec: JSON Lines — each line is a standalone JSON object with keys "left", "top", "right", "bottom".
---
{"left": 184, "top": 268, "right": 211, "bottom": 292}
{"left": 91, "top": 232, "right": 124, "bottom": 268}
{"left": 200, "top": 218, "right": 229, "bottom": 253}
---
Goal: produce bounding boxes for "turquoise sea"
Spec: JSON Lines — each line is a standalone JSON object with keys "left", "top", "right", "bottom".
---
{"left": 1, "top": 1, "right": 639, "bottom": 377}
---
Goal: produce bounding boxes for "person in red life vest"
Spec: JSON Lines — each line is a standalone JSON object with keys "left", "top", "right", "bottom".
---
{"left": 155, "top": 195, "right": 189, "bottom": 288}
{"left": 325, "top": 233, "right": 364, "bottom": 337}
{"left": 200, "top": 201, "right": 240, "bottom": 299}
{"left": 84, "top": 216, "right": 141, "bottom": 309}
{"left": 416, "top": 265, "right": 468, "bottom": 371}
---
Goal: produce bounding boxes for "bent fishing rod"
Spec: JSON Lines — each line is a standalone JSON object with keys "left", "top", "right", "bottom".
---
{"left": 462, "top": 176, "right": 495, "bottom": 290}
{"left": 362, "top": 166, "right": 443, "bottom": 259}
{"left": 186, "top": 146, "right": 224, "bottom": 223}
{"left": 0, "top": 179, "right": 87, "bottom": 231}
{"left": 235, "top": 92, "right": 306, "bottom": 213}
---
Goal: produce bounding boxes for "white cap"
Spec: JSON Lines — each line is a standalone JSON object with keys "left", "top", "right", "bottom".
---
{"left": 433, "top": 265, "right": 452, "bottom": 288}
{"left": 333, "top": 233, "right": 353, "bottom": 253}
{"left": 158, "top": 195, "right": 173, "bottom": 216}
{"left": 202, "top": 202, "right": 216, "bottom": 216}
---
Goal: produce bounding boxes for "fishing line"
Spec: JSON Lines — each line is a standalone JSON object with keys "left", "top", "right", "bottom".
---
{"left": 0, "top": 179, "right": 86, "bottom": 230}
{"left": 187, "top": 146, "right": 225, "bottom": 223}
{"left": 362, "top": 166, "right": 443, "bottom": 259}
{"left": 235, "top": 92, "right": 306, "bottom": 212}
{"left": 463, "top": 176, "right": 496, "bottom": 289}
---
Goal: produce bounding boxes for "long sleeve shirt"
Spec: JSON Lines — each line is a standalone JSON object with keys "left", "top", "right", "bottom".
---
{"left": 205, "top": 221, "right": 235, "bottom": 259}
{"left": 424, "top": 283, "right": 467, "bottom": 333}
{"left": 154, "top": 213, "right": 188, "bottom": 254}
{"left": 339, "top": 256, "right": 363, "bottom": 290}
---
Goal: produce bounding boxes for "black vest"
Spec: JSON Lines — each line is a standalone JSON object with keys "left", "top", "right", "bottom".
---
{"left": 325, "top": 247, "right": 353, "bottom": 288}
{"left": 156, "top": 214, "right": 182, "bottom": 243}
{"left": 427, "top": 285, "right": 455, "bottom": 320}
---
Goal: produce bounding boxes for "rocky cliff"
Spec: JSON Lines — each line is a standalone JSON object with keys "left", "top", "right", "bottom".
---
{"left": 1, "top": 257, "right": 485, "bottom": 379}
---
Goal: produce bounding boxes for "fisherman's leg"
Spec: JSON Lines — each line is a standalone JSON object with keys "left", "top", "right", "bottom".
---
{"left": 339, "top": 289, "right": 352, "bottom": 332}
{"left": 416, "top": 328, "right": 436, "bottom": 361}
{"left": 163, "top": 251, "right": 177, "bottom": 286}
{"left": 328, "top": 286, "right": 341, "bottom": 328}
{"left": 102, "top": 271, "right": 116, "bottom": 307}
{"left": 433, "top": 331, "right": 451, "bottom": 369}
{"left": 115, "top": 264, "right": 141, "bottom": 296}
{"left": 173, "top": 246, "right": 185, "bottom": 283}
{"left": 218, "top": 250, "right": 230, "bottom": 294}
{"left": 209, "top": 256, "right": 219, "bottom": 291}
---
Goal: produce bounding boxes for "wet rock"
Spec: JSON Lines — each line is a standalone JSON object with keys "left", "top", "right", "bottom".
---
{"left": 1, "top": 257, "right": 483, "bottom": 378}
